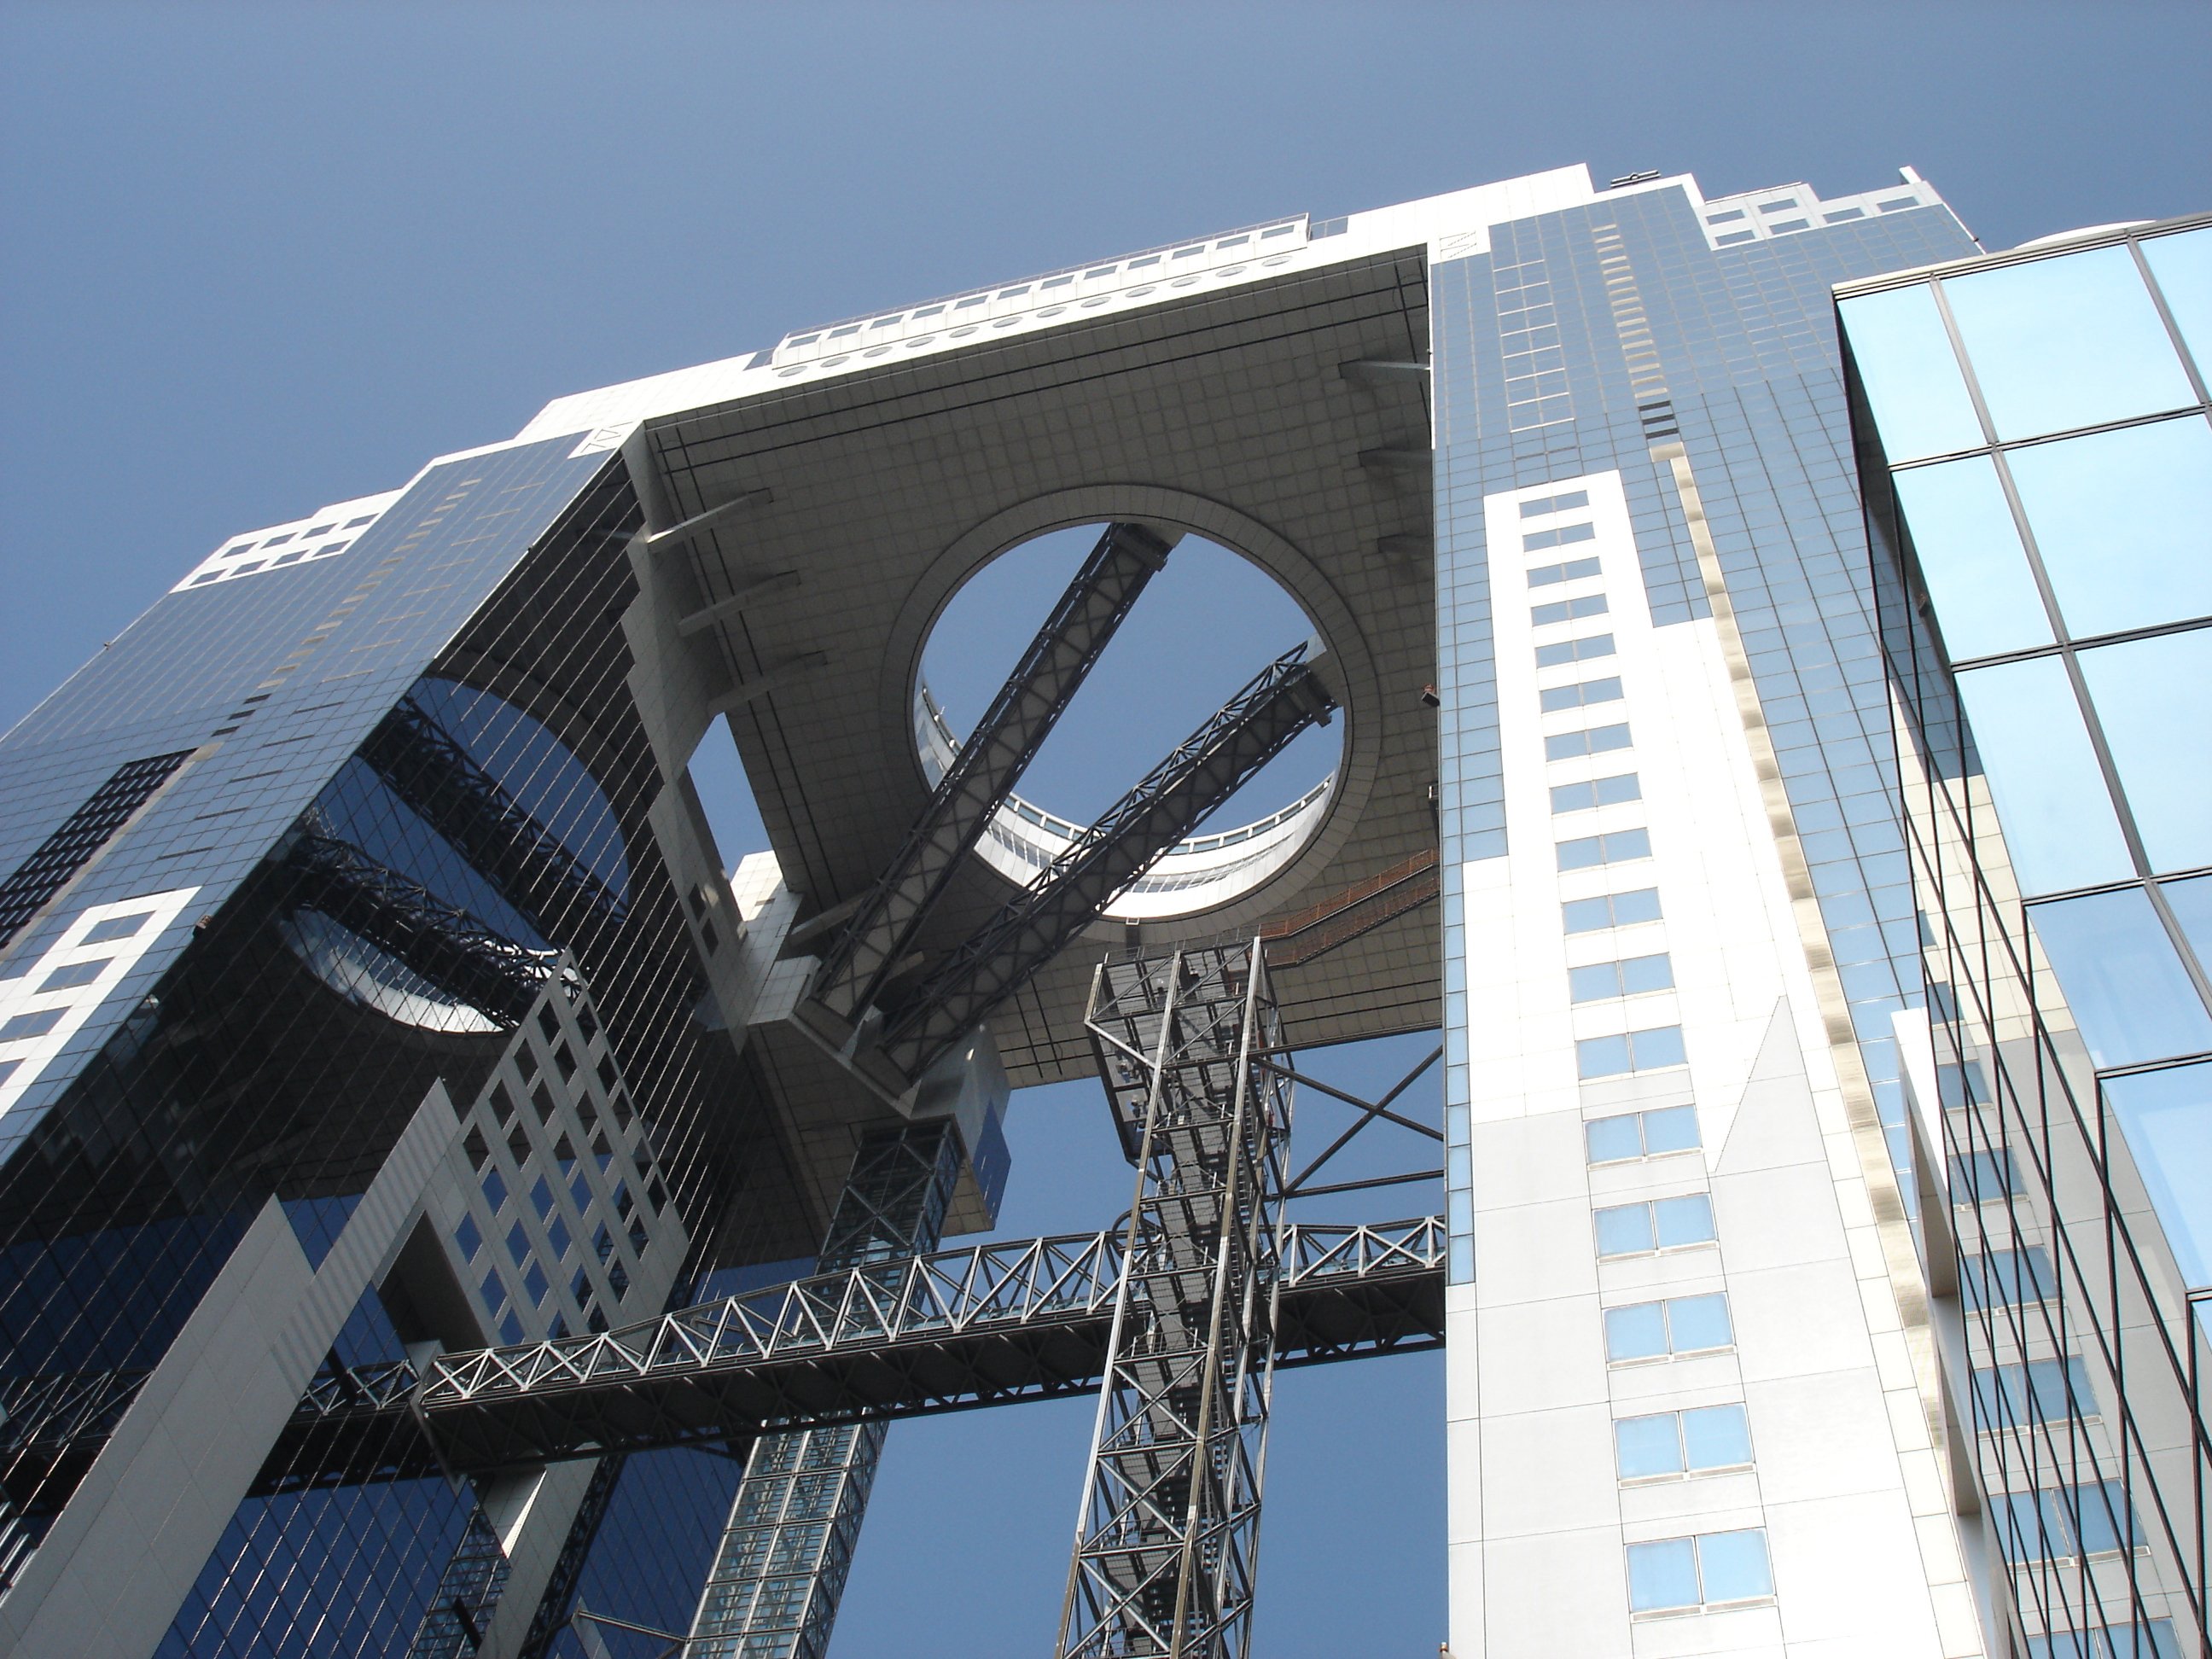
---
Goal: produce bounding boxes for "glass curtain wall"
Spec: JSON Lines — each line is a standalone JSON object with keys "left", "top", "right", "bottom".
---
{"left": 1847, "top": 214, "right": 2211, "bottom": 1659}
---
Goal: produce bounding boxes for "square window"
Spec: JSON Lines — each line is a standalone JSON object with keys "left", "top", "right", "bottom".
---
{"left": 1620, "top": 952, "right": 1673, "bottom": 993}
{"left": 480, "top": 1168, "right": 508, "bottom": 1213}
{"left": 1642, "top": 1105, "right": 1699, "bottom": 1153}
{"left": 1595, "top": 1202, "right": 1656, "bottom": 1255}
{"left": 1615, "top": 1412, "right": 1685, "bottom": 1478}
{"left": 532, "top": 1177, "right": 556, "bottom": 1220}
{"left": 1571, "top": 962, "right": 1624, "bottom": 1002}
{"left": 454, "top": 1215, "right": 482, "bottom": 1260}
{"left": 1696, "top": 1529, "right": 1773, "bottom": 1602}
{"left": 1605, "top": 1301, "right": 1669, "bottom": 1360}
{"left": 82, "top": 912, "right": 152, "bottom": 943}
{"left": 1666, "top": 1292, "right": 1732, "bottom": 1352}
{"left": 1652, "top": 1193, "right": 1714, "bottom": 1248}
{"left": 480, "top": 1271, "right": 505, "bottom": 1313}
{"left": 1627, "top": 1537, "right": 1700, "bottom": 1611}
{"left": 537, "top": 1006, "right": 562, "bottom": 1044}
{"left": 1680, "top": 1404, "right": 1752, "bottom": 1469}
{"left": 547, "top": 1217, "right": 572, "bottom": 1259}
{"left": 507, "top": 1221, "right": 532, "bottom": 1267}
{"left": 524, "top": 1263, "right": 550, "bottom": 1305}
{"left": 499, "top": 1312, "right": 525, "bottom": 1346}
{"left": 1586, "top": 1114, "right": 1645, "bottom": 1163}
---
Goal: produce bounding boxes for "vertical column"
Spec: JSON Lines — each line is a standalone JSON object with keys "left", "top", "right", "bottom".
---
{"left": 684, "top": 1121, "right": 963, "bottom": 1659}
{"left": 1058, "top": 944, "right": 1291, "bottom": 1659}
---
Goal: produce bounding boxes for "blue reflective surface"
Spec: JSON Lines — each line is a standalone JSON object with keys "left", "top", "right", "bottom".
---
{"left": 1892, "top": 457, "right": 2052, "bottom": 660}
{"left": 2029, "top": 887, "right": 2212, "bottom": 1067}
{"left": 2006, "top": 416, "right": 2212, "bottom": 639}
{"left": 1614, "top": 1412, "right": 1682, "bottom": 1477}
{"left": 1839, "top": 284, "right": 1983, "bottom": 461}
{"left": 2140, "top": 226, "right": 2212, "bottom": 370}
{"left": 1696, "top": 1528, "right": 1773, "bottom": 1601}
{"left": 2102, "top": 1062, "right": 2212, "bottom": 1290}
{"left": 1626, "top": 1537, "right": 1698, "bottom": 1610}
{"left": 1680, "top": 1403, "right": 1752, "bottom": 1469}
{"left": 1956, "top": 657, "right": 2131, "bottom": 894}
{"left": 1945, "top": 245, "right": 2196, "bottom": 441}
{"left": 2075, "top": 630, "right": 2212, "bottom": 873}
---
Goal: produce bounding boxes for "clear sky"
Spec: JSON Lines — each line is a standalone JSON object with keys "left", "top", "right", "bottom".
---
{"left": 3, "top": 3, "right": 2207, "bottom": 1655}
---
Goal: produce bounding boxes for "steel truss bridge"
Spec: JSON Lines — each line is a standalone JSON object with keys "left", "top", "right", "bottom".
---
{"left": 262, "top": 1213, "right": 1442, "bottom": 1492}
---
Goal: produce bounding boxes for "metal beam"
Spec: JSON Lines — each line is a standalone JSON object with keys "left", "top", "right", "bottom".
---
{"left": 804, "top": 521, "right": 1175, "bottom": 1039}
{"left": 677, "top": 569, "right": 801, "bottom": 637}
{"left": 1057, "top": 944, "right": 1287, "bottom": 1659}
{"left": 869, "top": 643, "right": 1336, "bottom": 1083}
{"left": 643, "top": 487, "right": 774, "bottom": 552}
{"left": 236, "top": 1217, "right": 1441, "bottom": 1487}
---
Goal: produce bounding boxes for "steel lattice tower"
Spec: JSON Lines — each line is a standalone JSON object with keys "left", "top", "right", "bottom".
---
{"left": 686, "top": 1121, "right": 964, "bottom": 1659}
{"left": 1057, "top": 943, "right": 1291, "bottom": 1659}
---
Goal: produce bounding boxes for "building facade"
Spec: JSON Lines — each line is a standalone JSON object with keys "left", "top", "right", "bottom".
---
{"left": 0, "top": 161, "right": 2201, "bottom": 1659}
{"left": 1843, "top": 217, "right": 2211, "bottom": 1659}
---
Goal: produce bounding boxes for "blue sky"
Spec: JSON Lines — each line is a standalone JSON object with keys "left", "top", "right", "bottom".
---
{"left": 3, "top": 3, "right": 2207, "bottom": 1654}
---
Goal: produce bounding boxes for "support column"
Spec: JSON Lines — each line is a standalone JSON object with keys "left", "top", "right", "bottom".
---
{"left": 684, "top": 1121, "right": 963, "bottom": 1659}
{"left": 1057, "top": 944, "right": 1292, "bottom": 1659}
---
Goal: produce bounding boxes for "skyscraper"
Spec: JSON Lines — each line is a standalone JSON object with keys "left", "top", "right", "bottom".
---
{"left": 0, "top": 160, "right": 2199, "bottom": 1659}
{"left": 1843, "top": 216, "right": 2210, "bottom": 1659}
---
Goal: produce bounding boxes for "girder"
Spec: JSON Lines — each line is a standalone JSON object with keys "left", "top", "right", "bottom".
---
{"left": 805, "top": 521, "right": 1174, "bottom": 1037}
{"left": 357, "top": 693, "right": 629, "bottom": 939}
{"left": 240, "top": 1217, "right": 1441, "bottom": 1488}
{"left": 1058, "top": 944, "right": 1286, "bottom": 1659}
{"left": 873, "top": 645, "right": 1337, "bottom": 1082}
{"left": 282, "top": 830, "right": 556, "bottom": 1025}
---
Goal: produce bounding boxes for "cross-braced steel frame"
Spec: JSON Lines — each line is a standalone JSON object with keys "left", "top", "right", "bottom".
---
{"left": 806, "top": 522, "right": 1173, "bottom": 1035}
{"left": 878, "top": 650, "right": 1334, "bottom": 1083}
{"left": 686, "top": 1121, "right": 963, "bottom": 1659}
{"left": 1057, "top": 943, "right": 1290, "bottom": 1659}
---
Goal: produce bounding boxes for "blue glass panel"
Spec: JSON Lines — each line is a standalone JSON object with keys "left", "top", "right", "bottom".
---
{"left": 2102, "top": 1062, "right": 2212, "bottom": 1290}
{"left": 1626, "top": 1537, "right": 1699, "bottom": 1611}
{"left": 1666, "top": 1293, "right": 1732, "bottom": 1352}
{"left": 1614, "top": 1412, "right": 1684, "bottom": 1478}
{"left": 1652, "top": 1193, "right": 1714, "bottom": 1247}
{"left": 2006, "top": 416, "right": 2212, "bottom": 638}
{"left": 2140, "top": 226, "right": 2212, "bottom": 375}
{"left": 2029, "top": 887, "right": 2212, "bottom": 1067}
{"left": 1696, "top": 1528, "right": 1774, "bottom": 1601}
{"left": 1891, "top": 457, "right": 2052, "bottom": 660}
{"left": 1641, "top": 1106, "right": 1700, "bottom": 1154}
{"left": 1595, "top": 1203, "right": 1656, "bottom": 1255}
{"left": 1839, "top": 285, "right": 1982, "bottom": 461}
{"left": 2162, "top": 873, "right": 2212, "bottom": 963}
{"left": 1955, "top": 657, "right": 2131, "bottom": 894}
{"left": 1604, "top": 1301, "right": 1668, "bottom": 1360}
{"left": 1945, "top": 245, "right": 2196, "bottom": 440}
{"left": 1680, "top": 1404, "right": 1752, "bottom": 1469}
{"left": 1585, "top": 1114, "right": 1642, "bottom": 1163}
{"left": 2075, "top": 630, "right": 2212, "bottom": 872}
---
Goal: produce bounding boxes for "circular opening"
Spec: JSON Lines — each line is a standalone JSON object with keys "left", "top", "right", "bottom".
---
{"left": 918, "top": 524, "right": 1341, "bottom": 921}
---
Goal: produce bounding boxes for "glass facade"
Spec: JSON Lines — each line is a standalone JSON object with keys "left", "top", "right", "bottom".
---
{"left": 1847, "top": 213, "right": 2210, "bottom": 1659}
{"left": 0, "top": 428, "right": 795, "bottom": 1651}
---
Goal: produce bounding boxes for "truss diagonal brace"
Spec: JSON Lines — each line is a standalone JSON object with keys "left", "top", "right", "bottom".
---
{"left": 804, "top": 521, "right": 1176, "bottom": 1035}
{"left": 872, "top": 643, "right": 1337, "bottom": 1082}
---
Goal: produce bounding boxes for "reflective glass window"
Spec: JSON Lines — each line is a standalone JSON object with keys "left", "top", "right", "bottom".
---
{"left": 1944, "top": 246, "right": 2196, "bottom": 440}
{"left": 2161, "top": 873, "right": 2212, "bottom": 962}
{"left": 2102, "top": 1062, "right": 2212, "bottom": 1290}
{"left": 2006, "top": 416, "right": 2212, "bottom": 638}
{"left": 2029, "top": 887, "right": 2212, "bottom": 1068}
{"left": 1955, "top": 657, "right": 2132, "bottom": 894}
{"left": 2140, "top": 226, "right": 2212, "bottom": 372}
{"left": 1839, "top": 284, "right": 1982, "bottom": 461}
{"left": 1891, "top": 457, "right": 2052, "bottom": 659}
{"left": 2076, "top": 629, "right": 2212, "bottom": 872}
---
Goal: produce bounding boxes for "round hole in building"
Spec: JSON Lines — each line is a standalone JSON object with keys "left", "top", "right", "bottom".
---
{"left": 917, "top": 523, "right": 1341, "bottom": 921}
